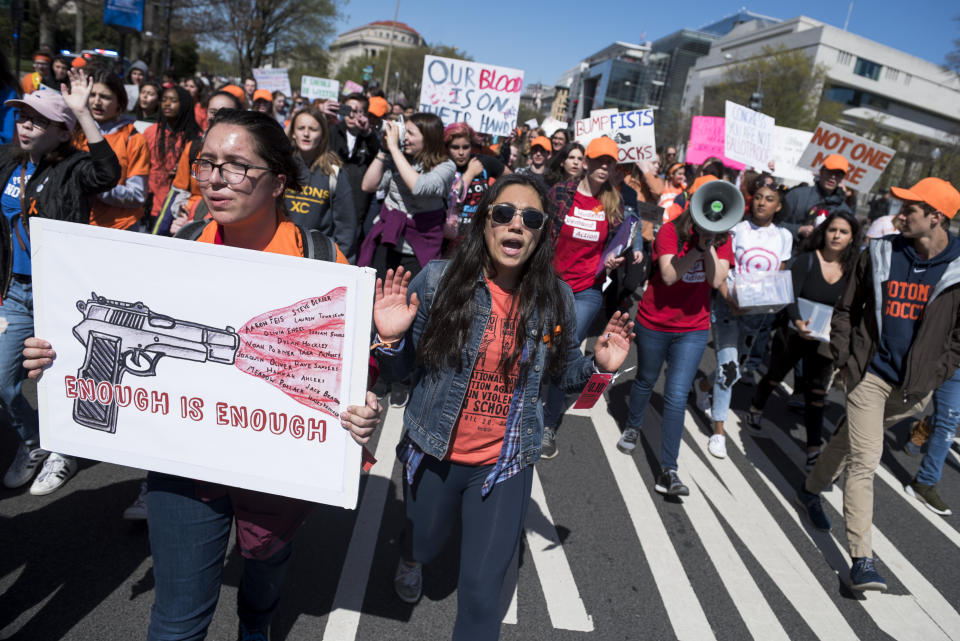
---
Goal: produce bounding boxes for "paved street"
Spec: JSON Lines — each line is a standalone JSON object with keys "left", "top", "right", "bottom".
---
{"left": 3, "top": 345, "right": 960, "bottom": 640}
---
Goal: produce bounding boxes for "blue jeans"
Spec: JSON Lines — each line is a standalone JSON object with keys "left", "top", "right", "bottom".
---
{"left": 543, "top": 287, "right": 604, "bottom": 429}
{"left": 146, "top": 472, "right": 292, "bottom": 640}
{"left": 0, "top": 279, "right": 39, "bottom": 446}
{"left": 626, "top": 324, "right": 709, "bottom": 471}
{"left": 917, "top": 367, "right": 960, "bottom": 486}
{"left": 709, "top": 299, "right": 774, "bottom": 423}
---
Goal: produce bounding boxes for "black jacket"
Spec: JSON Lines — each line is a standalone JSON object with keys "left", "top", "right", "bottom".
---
{"left": 780, "top": 178, "right": 853, "bottom": 238}
{"left": 329, "top": 121, "right": 380, "bottom": 223}
{"left": 0, "top": 140, "right": 121, "bottom": 295}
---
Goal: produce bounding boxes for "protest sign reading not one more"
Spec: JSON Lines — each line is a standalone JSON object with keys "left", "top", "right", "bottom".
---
{"left": 797, "top": 122, "right": 895, "bottom": 192}
{"left": 574, "top": 109, "right": 657, "bottom": 164}
{"left": 418, "top": 55, "right": 524, "bottom": 136}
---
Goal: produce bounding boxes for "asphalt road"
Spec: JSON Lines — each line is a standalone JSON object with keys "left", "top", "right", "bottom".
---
{"left": 2, "top": 342, "right": 960, "bottom": 641}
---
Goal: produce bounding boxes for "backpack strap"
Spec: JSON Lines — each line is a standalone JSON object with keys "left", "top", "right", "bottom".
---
{"left": 175, "top": 219, "right": 211, "bottom": 241}
{"left": 300, "top": 226, "right": 337, "bottom": 262}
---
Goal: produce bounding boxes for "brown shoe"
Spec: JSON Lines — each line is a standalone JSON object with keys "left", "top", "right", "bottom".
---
{"left": 906, "top": 416, "right": 932, "bottom": 456}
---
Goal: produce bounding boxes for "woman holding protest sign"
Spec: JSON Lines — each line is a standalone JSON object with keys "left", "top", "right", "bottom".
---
{"left": 284, "top": 105, "right": 358, "bottom": 260}
{"left": 616, "top": 175, "right": 733, "bottom": 497}
{"left": 373, "top": 172, "right": 633, "bottom": 639}
{"left": 24, "top": 108, "right": 382, "bottom": 641}
{"left": 144, "top": 84, "right": 201, "bottom": 234}
{"left": 540, "top": 137, "right": 636, "bottom": 459}
{"left": 1, "top": 68, "right": 120, "bottom": 495}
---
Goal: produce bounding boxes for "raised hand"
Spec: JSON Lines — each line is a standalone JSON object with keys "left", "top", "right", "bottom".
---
{"left": 61, "top": 68, "right": 93, "bottom": 117}
{"left": 593, "top": 311, "right": 635, "bottom": 373}
{"left": 373, "top": 267, "right": 419, "bottom": 344}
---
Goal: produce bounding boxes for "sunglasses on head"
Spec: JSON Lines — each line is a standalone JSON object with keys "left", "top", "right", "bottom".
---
{"left": 490, "top": 203, "right": 547, "bottom": 230}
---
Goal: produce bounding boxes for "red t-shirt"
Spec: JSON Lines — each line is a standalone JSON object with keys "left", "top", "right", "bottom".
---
{"left": 553, "top": 191, "right": 609, "bottom": 293}
{"left": 447, "top": 279, "right": 519, "bottom": 466}
{"left": 637, "top": 220, "right": 733, "bottom": 332}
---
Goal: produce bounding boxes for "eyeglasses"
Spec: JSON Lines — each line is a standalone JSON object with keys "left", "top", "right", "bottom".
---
{"left": 490, "top": 203, "right": 547, "bottom": 230}
{"left": 16, "top": 112, "right": 52, "bottom": 129}
{"left": 191, "top": 158, "right": 272, "bottom": 185}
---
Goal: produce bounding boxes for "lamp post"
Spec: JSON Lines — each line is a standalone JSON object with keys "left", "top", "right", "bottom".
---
{"left": 382, "top": 0, "right": 400, "bottom": 97}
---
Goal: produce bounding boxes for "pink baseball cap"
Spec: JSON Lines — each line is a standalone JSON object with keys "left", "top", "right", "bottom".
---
{"left": 5, "top": 88, "right": 77, "bottom": 131}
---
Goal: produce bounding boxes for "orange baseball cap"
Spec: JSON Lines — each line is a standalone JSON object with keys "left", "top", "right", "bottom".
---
{"left": 253, "top": 89, "right": 273, "bottom": 102}
{"left": 71, "top": 57, "right": 87, "bottom": 68}
{"left": 368, "top": 96, "right": 389, "bottom": 117}
{"left": 221, "top": 85, "right": 245, "bottom": 101}
{"left": 585, "top": 136, "right": 618, "bottom": 160}
{"left": 689, "top": 175, "right": 719, "bottom": 195}
{"left": 530, "top": 136, "right": 552, "bottom": 152}
{"left": 822, "top": 153, "right": 849, "bottom": 173}
{"left": 890, "top": 177, "right": 960, "bottom": 219}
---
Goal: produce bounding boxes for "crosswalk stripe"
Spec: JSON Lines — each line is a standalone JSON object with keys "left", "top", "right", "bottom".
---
{"left": 588, "top": 402, "right": 717, "bottom": 641}
{"left": 723, "top": 410, "right": 959, "bottom": 641}
{"left": 524, "top": 468, "right": 594, "bottom": 631}
{"left": 321, "top": 407, "right": 404, "bottom": 641}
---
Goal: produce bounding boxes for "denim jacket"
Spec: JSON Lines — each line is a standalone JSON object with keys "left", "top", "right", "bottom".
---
{"left": 383, "top": 259, "right": 599, "bottom": 470}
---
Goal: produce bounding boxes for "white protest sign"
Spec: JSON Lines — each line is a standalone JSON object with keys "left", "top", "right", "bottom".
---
{"left": 524, "top": 117, "right": 539, "bottom": 129}
{"left": 797, "top": 121, "right": 895, "bottom": 192}
{"left": 124, "top": 84, "right": 139, "bottom": 113}
{"left": 541, "top": 117, "right": 566, "bottom": 137}
{"left": 301, "top": 76, "right": 340, "bottom": 101}
{"left": 772, "top": 126, "right": 815, "bottom": 184}
{"left": 574, "top": 109, "right": 657, "bottom": 164}
{"left": 32, "top": 219, "right": 375, "bottom": 508}
{"left": 724, "top": 100, "right": 775, "bottom": 170}
{"left": 419, "top": 55, "right": 524, "bottom": 136}
{"left": 253, "top": 67, "right": 292, "bottom": 96}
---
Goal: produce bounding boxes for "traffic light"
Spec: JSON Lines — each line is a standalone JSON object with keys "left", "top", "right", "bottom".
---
{"left": 749, "top": 91, "right": 763, "bottom": 110}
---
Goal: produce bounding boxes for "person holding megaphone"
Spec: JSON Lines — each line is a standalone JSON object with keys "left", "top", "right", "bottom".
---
{"left": 616, "top": 175, "right": 735, "bottom": 497}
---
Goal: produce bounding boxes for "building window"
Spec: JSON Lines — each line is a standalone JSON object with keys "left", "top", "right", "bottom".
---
{"left": 836, "top": 50, "right": 853, "bottom": 65}
{"left": 904, "top": 73, "right": 912, "bottom": 86}
{"left": 854, "top": 57, "right": 882, "bottom": 80}
{"left": 885, "top": 67, "right": 900, "bottom": 82}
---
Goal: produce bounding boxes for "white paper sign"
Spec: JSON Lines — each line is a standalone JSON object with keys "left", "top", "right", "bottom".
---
{"left": 253, "top": 67, "right": 292, "bottom": 96}
{"left": 772, "top": 126, "right": 815, "bottom": 184}
{"left": 540, "top": 117, "right": 566, "bottom": 137}
{"left": 31, "top": 219, "right": 375, "bottom": 508}
{"left": 301, "top": 75, "right": 340, "bottom": 101}
{"left": 418, "top": 55, "right": 524, "bottom": 136}
{"left": 724, "top": 101, "right": 775, "bottom": 170}
{"left": 797, "top": 121, "right": 895, "bottom": 193}
{"left": 524, "top": 118, "right": 539, "bottom": 128}
{"left": 574, "top": 109, "right": 657, "bottom": 164}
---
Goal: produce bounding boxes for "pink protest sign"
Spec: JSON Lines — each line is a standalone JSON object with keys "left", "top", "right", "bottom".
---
{"left": 343, "top": 80, "right": 364, "bottom": 95}
{"left": 687, "top": 116, "right": 745, "bottom": 170}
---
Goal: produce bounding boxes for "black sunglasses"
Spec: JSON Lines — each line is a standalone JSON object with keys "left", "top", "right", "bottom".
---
{"left": 490, "top": 203, "right": 547, "bottom": 230}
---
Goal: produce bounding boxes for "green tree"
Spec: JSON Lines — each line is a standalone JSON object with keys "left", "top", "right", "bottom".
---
{"left": 701, "top": 45, "right": 828, "bottom": 130}
{"left": 335, "top": 44, "right": 471, "bottom": 106}
{"left": 946, "top": 16, "right": 960, "bottom": 73}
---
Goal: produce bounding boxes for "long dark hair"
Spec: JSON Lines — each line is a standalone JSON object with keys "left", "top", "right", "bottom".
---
{"left": 135, "top": 81, "right": 162, "bottom": 120}
{"left": 544, "top": 142, "right": 584, "bottom": 186}
{"left": 417, "top": 173, "right": 569, "bottom": 384}
{"left": 408, "top": 112, "right": 446, "bottom": 171}
{"left": 803, "top": 210, "right": 861, "bottom": 274}
{"left": 157, "top": 85, "right": 200, "bottom": 166}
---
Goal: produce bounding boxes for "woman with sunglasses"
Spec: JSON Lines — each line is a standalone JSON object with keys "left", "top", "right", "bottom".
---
{"left": 616, "top": 176, "right": 733, "bottom": 497}
{"left": 24, "top": 109, "right": 382, "bottom": 640}
{"left": 0, "top": 69, "right": 120, "bottom": 495}
{"left": 374, "top": 172, "right": 633, "bottom": 639}
{"left": 540, "top": 136, "right": 627, "bottom": 458}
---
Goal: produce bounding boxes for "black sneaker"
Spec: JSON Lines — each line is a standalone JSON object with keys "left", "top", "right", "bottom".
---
{"left": 541, "top": 427, "right": 558, "bottom": 459}
{"left": 654, "top": 469, "right": 690, "bottom": 496}
{"left": 795, "top": 486, "right": 831, "bottom": 531}
{"left": 905, "top": 480, "right": 952, "bottom": 516}
{"left": 389, "top": 385, "right": 409, "bottom": 408}
{"left": 849, "top": 556, "right": 887, "bottom": 592}
{"left": 746, "top": 406, "right": 763, "bottom": 432}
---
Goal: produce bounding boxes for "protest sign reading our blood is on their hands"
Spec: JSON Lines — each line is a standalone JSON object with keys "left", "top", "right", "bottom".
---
{"left": 797, "top": 121, "right": 896, "bottom": 192}
{"left": 574, "top": 108, "right": 657, "bottom": 164}
{"left": 418, "top": 55, "right": 524, "bottom": 136}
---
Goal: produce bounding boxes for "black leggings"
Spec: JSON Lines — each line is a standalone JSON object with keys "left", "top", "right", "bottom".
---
{"left": 753, "top": 328, "right": 834, "bottom": 448}
{"left": 404, "top": 457, "right": 533, "bottom": 641}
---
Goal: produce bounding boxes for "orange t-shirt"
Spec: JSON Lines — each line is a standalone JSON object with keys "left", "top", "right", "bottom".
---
{"left": 446, "top": 279, "right": 519, "bottom": 466}
{"left": 172, "top": 142, "right": 204, "bottom": 218}
{"left": 197, "top": 213, "right": 348, "bottom": 264}
{"left": 77, "top": 122, "right": 150, "bottom": 229}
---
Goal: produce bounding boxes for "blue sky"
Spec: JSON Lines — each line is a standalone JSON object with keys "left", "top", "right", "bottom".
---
{"left": 334, "top": 1, "right": 959, "bottom": 85}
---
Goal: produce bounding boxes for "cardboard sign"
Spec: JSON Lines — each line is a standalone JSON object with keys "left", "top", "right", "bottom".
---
{"left": 724, "top": 101, "right": 775, "bottom": 170}
{"left": 797, "top": 121, "right": 895, "bottom": 192}
{"left": 301, "top": 76, "right": 340, "bottom": 101}
{"left": 772, "top": 126, "right": 815, "bottom": 184}
{"left": 541, "top": 117, "right": 566, "bottom": 137}
{"left": 418, "top": 55, "right": 524, "bottom": 136}
{"left": 343, "top": 80, "right": 364, "bottom": 95}
{"left": 31, "top": 219, "right": 375, "bottom": 508}
{"left": 524, "top": 118, "right": 539, "bottom": 128}
{"left": 253, "top": 67, "right": 292, "bottom": 96}
{"left": 574, "top": 109, "right": 657, "bottom": 164}
{"left": 686, "top": 116, "right": 745, "bottom": 170}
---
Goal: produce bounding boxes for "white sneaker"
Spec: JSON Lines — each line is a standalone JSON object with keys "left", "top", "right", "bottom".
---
{"left": 29, "top": 453, "right": 78, "bottom": 496}
{"left": 123, "top": 481, "right": 149, "bottom": 520}
{"left": 4, "top": 443, "right": 50, "bottom": 488}
{"left": 708, "top": 434, "right": 727, "bottom": 459}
